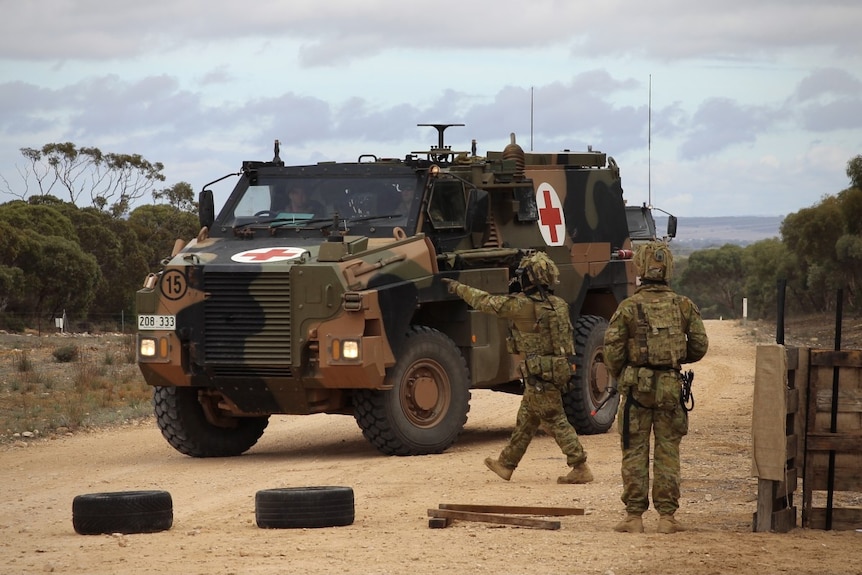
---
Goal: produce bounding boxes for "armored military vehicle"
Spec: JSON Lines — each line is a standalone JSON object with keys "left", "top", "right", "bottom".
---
{"left": 626, "top": 203, "right": 677, "bottom": 244}
{"left": 136, "top": 124, "right": 644, "bottom": 457}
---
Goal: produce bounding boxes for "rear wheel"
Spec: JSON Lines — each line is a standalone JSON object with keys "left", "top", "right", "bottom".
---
{"left": 563, "top": 315, "right": 619, "bottom": 434}
{"left": 153, "top": 386, "right": 270, "bottom": 457}
{"left": 353, "top": 326, "right": 471, "bottom": 455}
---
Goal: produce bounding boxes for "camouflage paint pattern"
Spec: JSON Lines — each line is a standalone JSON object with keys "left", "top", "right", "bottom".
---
{"left": 137, "top": 127, "right": 650, "bottom": 456}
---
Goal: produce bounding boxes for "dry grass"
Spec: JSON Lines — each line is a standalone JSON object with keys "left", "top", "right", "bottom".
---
{"left": 0, "top": 332, "right": 152, "bottom": 441}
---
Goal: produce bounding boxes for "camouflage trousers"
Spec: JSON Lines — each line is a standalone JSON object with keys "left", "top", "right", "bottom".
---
{"left": 617, "top": 392, "right": 688, "bottom": 515}
{"left": 499, "top": 382, "right": 587, "bottom": 469}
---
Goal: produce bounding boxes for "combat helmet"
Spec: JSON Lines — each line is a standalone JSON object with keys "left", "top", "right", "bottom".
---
{"left": 518, "top": 251, "right": 560, "bottom": 288}
{"left": 634, "top": 240, "right": 673, "bottom": 282}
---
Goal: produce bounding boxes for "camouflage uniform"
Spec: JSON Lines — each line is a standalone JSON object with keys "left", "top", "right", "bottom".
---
{"left": 443, "top": 252, "right": 591, "bottom": 484}
{"left": 603, "top": 241, "right": 708, "bottom": 533}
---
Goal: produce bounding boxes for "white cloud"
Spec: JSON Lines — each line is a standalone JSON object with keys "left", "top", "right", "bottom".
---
{"left": 0, "top": 0, "right": 859, "bottom": 217}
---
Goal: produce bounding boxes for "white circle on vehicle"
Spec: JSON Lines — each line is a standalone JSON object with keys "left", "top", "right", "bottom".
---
{"left": 231, "top": 247, "right": 308, "bottom": 263}
{"left": 536, "top": 182, "right": 567, "bottom": 246}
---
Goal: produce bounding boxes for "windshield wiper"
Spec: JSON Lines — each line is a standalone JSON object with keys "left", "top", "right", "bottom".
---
{"left": 270, "top": 217, "right": 334, "bottom": 229}
{"left": 346, "top": 213, "right": 404, "bottom": 223}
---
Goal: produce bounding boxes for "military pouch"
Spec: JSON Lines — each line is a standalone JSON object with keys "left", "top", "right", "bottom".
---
{"left": 654, "top": 370, "right": 682, "bottom": 410}
{"left": 552, "top": 356, "right": 575, "bottom": 390}
{"left": 525, "top": 355, "right": 553, "bottom": 382}
{"left": 636, "top": 367, "right": 655, "bottom": 393}
{"left": 629, "top": 367, "right": 657, "bottom": 409}
{"left": 619, "top": 366, "right": 637, "bottom": 393}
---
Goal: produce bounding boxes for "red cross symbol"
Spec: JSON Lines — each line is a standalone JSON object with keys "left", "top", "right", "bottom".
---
{"left": 231, "top": 247, "right": 307, "bottom": 263}
{"left": 536, "top": 184, "right": 566, "bottom": 246}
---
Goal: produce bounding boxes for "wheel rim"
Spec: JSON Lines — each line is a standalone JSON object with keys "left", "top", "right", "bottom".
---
{"left": 399, "top": 359, "right": 451, "bottom": 428}
{"left": 589, "top": 346, "right": 610, "bottom": 404}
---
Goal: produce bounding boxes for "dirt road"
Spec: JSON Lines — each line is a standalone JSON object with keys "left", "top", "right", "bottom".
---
{"left": 1, "top": 320, "right": 859, "bottom": 575}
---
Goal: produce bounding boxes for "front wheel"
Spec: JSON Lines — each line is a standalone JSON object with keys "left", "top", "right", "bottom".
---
{"left": 563, "top": 315, "right": 619, "bottom": 434}
{"left": 353, "top": 326, "right": 471, "bottom": 455}
{"left": 153, "top": 386, "right": 270, "bottom": 457}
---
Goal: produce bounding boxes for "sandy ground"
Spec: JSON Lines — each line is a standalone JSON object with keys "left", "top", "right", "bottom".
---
{"left": 1, "top": 319, "right": 860, "bottom": 575}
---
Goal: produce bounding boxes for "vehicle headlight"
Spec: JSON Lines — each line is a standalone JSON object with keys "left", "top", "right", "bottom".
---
{"left": 139, "top": 337, "right": 157, "bottom": 358}
{"left": 342, "top": 340, "right": 360, "bottom": 360}
{"left": 330, "top": 338, "right": 361, "bottom": 362}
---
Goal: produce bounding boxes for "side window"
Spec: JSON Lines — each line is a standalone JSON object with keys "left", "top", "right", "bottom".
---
{"left": 515, "top": 185, "right": 539, "bottom": 222}
{"left": 427, "top": 180, "right": 467, "bottom": 229}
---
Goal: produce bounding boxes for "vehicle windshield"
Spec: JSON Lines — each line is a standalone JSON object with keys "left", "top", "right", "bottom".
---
{"left": 220, "top": 175, "right": 422, "bottom": 233}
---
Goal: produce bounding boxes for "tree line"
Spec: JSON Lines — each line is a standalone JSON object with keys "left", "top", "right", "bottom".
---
{"left": 0, "top": 142, "right": 199, "bottom": 331}
{"left": 673, "top": 155, "right": 862, "bottom": 320}
{"left": 0, "top": 143, "right": 860, "bottom": 331}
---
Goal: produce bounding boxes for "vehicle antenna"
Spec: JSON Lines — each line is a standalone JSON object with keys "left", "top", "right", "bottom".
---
{"left": 648, "top": 74, "right": 652, "bottom": 208}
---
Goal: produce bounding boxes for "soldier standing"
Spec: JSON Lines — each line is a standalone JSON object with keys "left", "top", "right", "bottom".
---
{"left": 442, "top": 252, "right": 593, "bottom": 484}
{"left": 603, "top": 241, "right": 709, "bottom": 534}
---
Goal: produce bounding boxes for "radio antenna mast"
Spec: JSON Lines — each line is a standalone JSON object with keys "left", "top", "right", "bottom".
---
{"left": 648, "top": 74, "right": 652, "bottom": 208}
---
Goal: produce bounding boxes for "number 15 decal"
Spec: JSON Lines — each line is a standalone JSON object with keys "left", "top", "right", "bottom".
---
{"left": 160, "top": 270, "right": 188, "bottom": 301}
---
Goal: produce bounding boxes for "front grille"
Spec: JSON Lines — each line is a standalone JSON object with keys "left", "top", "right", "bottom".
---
{"left": 203, "top": 271, "right": 292, "bottom": 365}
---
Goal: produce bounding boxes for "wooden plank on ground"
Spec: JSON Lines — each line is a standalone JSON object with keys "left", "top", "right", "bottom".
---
{"left": 428, "top": 517, "right": 450, "bottom": 529}
{"left": 438, "top": 503, "right": 584, "bottom": 516}
{"left": 427, "top": 509, "right": 561, "bottom": 530}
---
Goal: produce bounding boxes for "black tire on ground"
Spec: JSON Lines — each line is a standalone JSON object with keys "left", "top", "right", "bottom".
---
{"left": 153, "top": 386, "right": 270, "bottom": 458}
{"left": 563, "top": 314, "right": 619, "bottom": 435}
{"left": 72, "top": 490, "right": 173, "bottom": 535}
{"left": 353, "top": 325, "right": 471, "bottom": 456}
{"left": 255, "top": 486, "right": 355, "bottom": 529}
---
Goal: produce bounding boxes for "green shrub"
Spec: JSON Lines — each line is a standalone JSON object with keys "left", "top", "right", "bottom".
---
{"left": 52, "top": 344, "right": 79, "bottom": 363}
{"left": 0, "top": 313, "right": 27, "bottom": 333}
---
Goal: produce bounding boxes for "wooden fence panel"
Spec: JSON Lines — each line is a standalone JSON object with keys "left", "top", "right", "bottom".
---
{"left": 802, "top": 350, "right": 862, "bottom": 530}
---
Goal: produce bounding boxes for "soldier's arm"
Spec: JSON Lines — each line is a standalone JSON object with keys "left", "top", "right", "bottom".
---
{"left": 442, "top": 279, "right": 513, "bottom": 316}
{"left": 603, "top": 306, "right": 630, "bottom": 379}
{"left": 682, "top": 297, "right": 709, "bottom": 363}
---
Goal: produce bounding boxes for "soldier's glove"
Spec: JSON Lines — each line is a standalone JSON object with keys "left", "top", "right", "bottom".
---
{"left": 441, "top": 278, "right": 460, "bottom": 294}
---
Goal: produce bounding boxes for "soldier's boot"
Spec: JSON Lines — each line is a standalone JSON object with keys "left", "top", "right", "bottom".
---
{"left": 657, "top": 514, "right": 686, "bottom": 534}
{"left": 613, "top": 514, "right": 645, "bottom": 533}
{"left": 556, "top": 462, "right": 594, "bottom": 484}
{"left": 484, "top": 457, "right": 514, "bottom": 481}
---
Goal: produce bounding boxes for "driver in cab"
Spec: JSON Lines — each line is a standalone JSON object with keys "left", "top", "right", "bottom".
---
{"left": 274, "top": 186, "right": 324, "bottom": 216}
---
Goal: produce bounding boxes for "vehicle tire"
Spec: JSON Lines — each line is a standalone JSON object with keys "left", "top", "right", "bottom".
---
{"left": 353, "top": 325, "right": 471, "bottom": 456}
{"left": 563, "top": 315, "right": 619, "bottom": 435}
{"left": 72, "top": 490, "right": 173, "bottom": 535}
{"left": 255, "top": 486, "right": 354, "bottom": 529}
{"left": 153, "top": 386, "right": 270, "bottom": 457}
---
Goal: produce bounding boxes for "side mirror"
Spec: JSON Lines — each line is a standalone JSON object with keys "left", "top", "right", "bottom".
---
{"left": 199, "top": 189, "right": 215, "bottom": 230}
{"left": 666, "top": 215, "right": 678, "bottom": 239}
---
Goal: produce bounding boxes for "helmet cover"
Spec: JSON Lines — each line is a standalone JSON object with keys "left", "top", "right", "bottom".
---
{"left": 518, "top": 251, "right": 560, "bottom": 287}
{"left": 634, "top": 241, "right": 673, "bottom": 281}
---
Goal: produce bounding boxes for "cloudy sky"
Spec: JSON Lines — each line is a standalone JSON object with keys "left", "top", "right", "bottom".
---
{"left": 1, "top": 0, "right": 860, "bottom": 217}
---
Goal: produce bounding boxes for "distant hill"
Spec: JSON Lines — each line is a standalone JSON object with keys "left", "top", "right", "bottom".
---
{"left": 656, "top": 216, "right": 783, "bottom": 249}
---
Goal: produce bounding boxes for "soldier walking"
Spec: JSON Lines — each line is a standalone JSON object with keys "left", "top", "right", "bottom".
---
{"left": 603, "top": 241, "right": 709, "bottom": 533}
{"left": 442, "top": 252, "right": 593, "bottom": 484}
